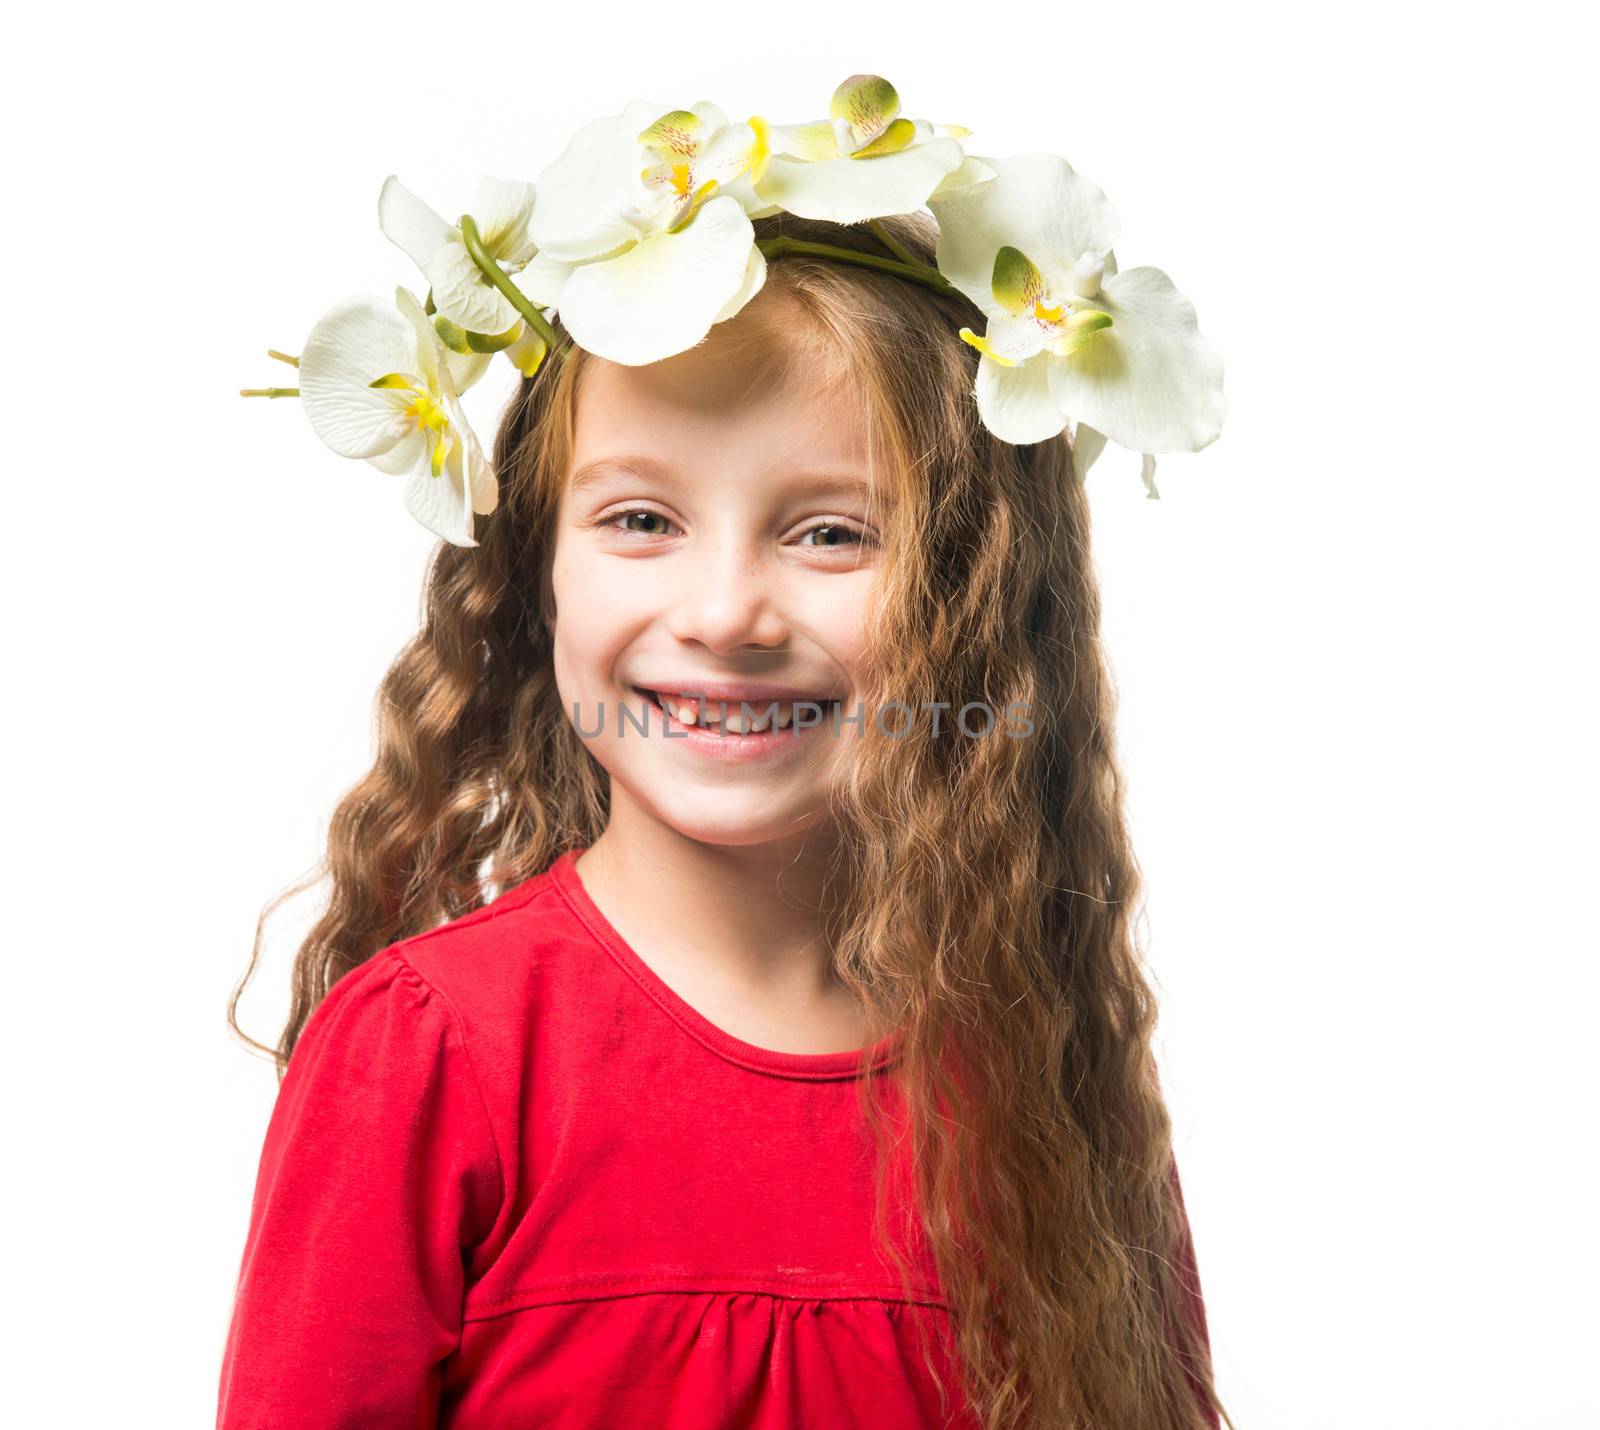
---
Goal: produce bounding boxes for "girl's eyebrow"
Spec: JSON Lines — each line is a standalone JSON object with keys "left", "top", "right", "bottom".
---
{"left": 568, "top": 454, "right": 872, "bottom": 499}
{"left": 792, "top": 470, "right": 875, "bottom": 500}
{"left": 568, "top": 453, "right": 674, "bottom": 493}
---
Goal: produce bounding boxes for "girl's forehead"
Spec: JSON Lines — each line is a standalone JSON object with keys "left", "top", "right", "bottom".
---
{"left": 562, "top": 282, "right": 878, "bottom": 495}
{"left": 578, "top": 283, "right": 854, "bottom": 410}
{"left": 574, "top": 352, "right": 848, "bottom": 426}
{"left": 571, "top": 344, "right": 867, "bottom": 469}
{"left": 566, "top": 381, "right": 873, "bottom": 495}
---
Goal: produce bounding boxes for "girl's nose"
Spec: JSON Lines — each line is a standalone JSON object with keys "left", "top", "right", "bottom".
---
{"left": 663, "top": 538, "right": 789, "bottom": 654}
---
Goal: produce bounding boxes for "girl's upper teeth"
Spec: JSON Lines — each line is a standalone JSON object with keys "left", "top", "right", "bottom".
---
{"left": 655, "top": 693, "right": 826, "bottom": 732}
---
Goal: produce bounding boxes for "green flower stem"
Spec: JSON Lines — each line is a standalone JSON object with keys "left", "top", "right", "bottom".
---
{"left": 866, "top": 220, "right": 926, "bottom": 272}
{"left": 458, "top": 214, "right": 561, "bottom": 352}
{"left": 266, "top": 349, "right": 300, "bottom": 367}
{"left": 756, "top": 236, "right": 953, "bottom": 295}
{"left": 239, "top": 387, "right": 300, "bottom": 398}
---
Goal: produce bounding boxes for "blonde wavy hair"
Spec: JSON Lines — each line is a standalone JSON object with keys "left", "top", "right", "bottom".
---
{"left": 229, "top": 209, "right": 1229, "bottom": 1430}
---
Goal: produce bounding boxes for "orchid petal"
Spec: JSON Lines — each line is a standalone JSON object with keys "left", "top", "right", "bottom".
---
{"left": 930, "top": 153, "right": 1120, "bottom": 308}
{"left": 718, "top": 174, "right": 780, "bottom": 218}
{"left": 426, "top": 238, "right": 521, "bottom": 335}
{"left": 515, "top": 250, "right": 573, "bottom": 307}
{"left": 960, "top": 328, "right": 1017, "bottom": 365}
{"left": 753, "top": 138, "right": 964, "bottom": 223}
{"left": 929, "top": 154, "right": 996, "bottom": 200}
{"left": 404, "top": 461, "right": 475, "bottom": 547}
{"left": 688, "top": 100, "right": 732, "bottom": 130}
{"left": 431, "top": 313, "right": 472, "bottom": 354}
{"left": 393, "top": 287, "right": 440, "bottom": 389}
{"left": 746, "top": 114, "right": 772, "bottom": 184}
{"left": 1044, "top": 265, "right": 1226, "bottom": 453}
{"left": 715, "top": 117, "right": 779, "bottom": 216}
{"left": 981, "top": 311, "right": 1050, "bottom": 363}
{"left": 714, "top": 242, "right": 768, "bottom": 322}
{"left": 974, "top": 352, "right": 1068, "bottom": 445}
{"left": 377, "top": 175, "right": 455, "bottom": 272}
{"left": 463, "top": 320, "right": 523, "bottom": 354}
{"left": 765, "top": 119, "right": 838, "bottom": 162}
{"left": 619, "top": 97, "right": 683, "bottom": 138}
{"left": 298, "top": 295, "right": 418, "bottom": 459}
{"left": 1069, "top": 422, "right": 1109, "bottom": 482}
{"left": 1045, "top": 308, "right": 1114, "bottom": 357}
{"left": 530, "top": 112, "right": 655, "bottom": 263}
{"left": 505, "top": 321, "right": 549, "bottom": 378}
{"left": 444, "top": 348, "right": 492, "bottom": 394}
{"left": 404, "top": 398, "right": 488, "bottom": 544}
{"left": 830, "top": 74, "right": 901, "bottom": 151}
{"left": 638, "top": 108, "right": 707, "bottom": 191}
{"left": 555, "top": 194, "right": 755, "bottom": 365}
{"left": 696, "top": 121, "right": 762, "bottom": 185}
{"left": 639, "top": 108, "right": 704, "bottom": 154}
{"left": 471, "top": 177, "right": 537, "bottom": 264}
{"left": 852, "top": 117, "right": 917, "bottom": 158}
{"left": 465, "top": 432, "right": 497, "bottom": 515}
{"left": 992, "top": 245, "right": 1049, "bottom": 317}
{"left": 366, "top": 429, "right": 430, "bottom": 476}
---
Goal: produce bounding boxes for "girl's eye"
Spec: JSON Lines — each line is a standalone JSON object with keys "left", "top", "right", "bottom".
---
{"left": 604, "top": 510, "right": 672, "bottom": 537}
{"left": 797, "top": 521, "right": 873, "bottom": 549}
{"left": 595, "top": 511, "right": 875, "bottom": 549}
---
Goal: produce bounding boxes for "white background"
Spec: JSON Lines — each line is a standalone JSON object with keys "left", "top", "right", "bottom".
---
{"left": 5, "top": 3, "right": 1595, "bottom": 1426}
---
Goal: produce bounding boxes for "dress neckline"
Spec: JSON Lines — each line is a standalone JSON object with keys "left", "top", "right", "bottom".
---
{"left": 547, "top": 847, "right": 904, "bottom": 1082}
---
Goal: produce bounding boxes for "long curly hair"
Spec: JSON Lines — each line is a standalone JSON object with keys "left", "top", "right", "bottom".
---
{"left": 228, "top": 209, "right": 1229, "bottom": 1430}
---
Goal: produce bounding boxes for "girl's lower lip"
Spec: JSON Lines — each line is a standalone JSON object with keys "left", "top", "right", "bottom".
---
{"left": 633, "top": 688, "right": 834, "bottom": 763}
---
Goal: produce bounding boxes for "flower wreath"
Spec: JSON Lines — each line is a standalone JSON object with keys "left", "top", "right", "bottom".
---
{"left": 243, "top": 74, "right": 1226, "bottom": 547}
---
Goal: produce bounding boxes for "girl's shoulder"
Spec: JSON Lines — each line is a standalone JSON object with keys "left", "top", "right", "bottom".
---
{"left": 274, "top": 857, "right": 586, "bottom": 1196}
{"left": 377, "top": 855, "right": 583, "bottom": 1023}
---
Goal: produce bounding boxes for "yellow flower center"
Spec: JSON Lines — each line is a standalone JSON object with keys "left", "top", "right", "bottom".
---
{"left": 987, "top": 246, "right": 1114, "bottom": 361}
{"left": 407, "top": 389, "right": 449, "bottom": 435}
{"left": 371, "top": 372, "right": 456, "bottom": 477}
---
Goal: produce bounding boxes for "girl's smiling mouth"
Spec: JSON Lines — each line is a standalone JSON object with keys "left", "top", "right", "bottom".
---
{"left": 632, "top": 687, "right": 843, "bottom": 759}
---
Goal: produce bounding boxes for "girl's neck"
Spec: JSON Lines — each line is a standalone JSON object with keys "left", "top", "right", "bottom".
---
{"left": 571, "top": 813, "right": 865, "bottom": 1047}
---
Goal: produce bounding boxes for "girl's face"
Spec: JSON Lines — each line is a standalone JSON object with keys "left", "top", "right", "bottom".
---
{"left": 548, "top": 294, "right": 881, "bottom": 849}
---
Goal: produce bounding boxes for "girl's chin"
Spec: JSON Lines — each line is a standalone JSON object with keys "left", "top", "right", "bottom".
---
{"left": 617, "top": 784, "right": 831, "bottom": 844}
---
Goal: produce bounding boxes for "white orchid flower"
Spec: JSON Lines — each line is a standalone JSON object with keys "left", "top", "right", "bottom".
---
{"left": 378, "top": 175, "right": 559, "bottom": 378}
{"left": 523, "top": 99, "right": 769, "bottom": 366}
{"left": 752, "top": 74, "right": 987, "bottom": 224}
{"left": 635, "top": 102, "right": 777, "bottom": 221}
{"left": 297, "top": 287, "right": 497, "bottom": 547}
{"left": 929, "top": 153, "right": 1226, "bottom": 486}
{"left": 379, "top": 175, "right": 534, "bottom": 334}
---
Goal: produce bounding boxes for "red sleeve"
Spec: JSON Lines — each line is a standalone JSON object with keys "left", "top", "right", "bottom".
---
{"left": 216, "top": 947, "right": 504, "bottom": 1429}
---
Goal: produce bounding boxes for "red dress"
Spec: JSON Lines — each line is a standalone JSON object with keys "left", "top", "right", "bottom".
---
{"left": 217, "top": 848, "right": 1216, "bottom": 1427}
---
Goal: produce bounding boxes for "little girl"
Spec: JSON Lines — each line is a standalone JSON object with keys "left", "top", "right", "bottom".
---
{"left": 219, "top": 206, "right": 1226, "bottom": 1428}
